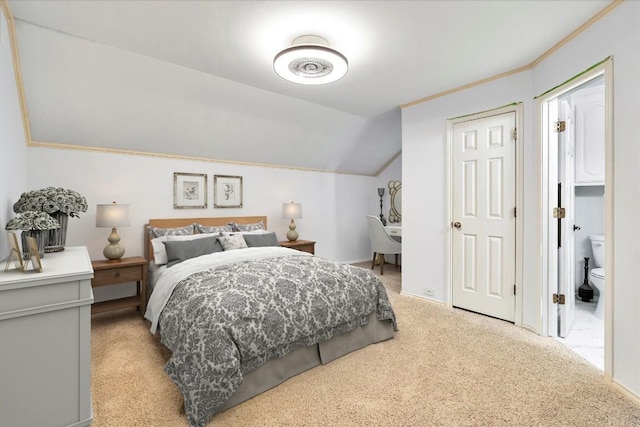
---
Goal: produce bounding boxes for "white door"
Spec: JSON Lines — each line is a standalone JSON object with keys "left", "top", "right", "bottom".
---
{"left": 452, "top": 112, "right": 516, "bottom": 322}
{"left": 546, "top": 98, "right": 575, "bottom": 337}
{"left": 558, "top": 98, "right": 576, "bottom": 337}
{"left": 546, "top": 98, "right": 560, "bottom": 335}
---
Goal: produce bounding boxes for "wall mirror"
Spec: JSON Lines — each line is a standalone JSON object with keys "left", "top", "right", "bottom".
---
{"left": 388, "top": 180, "right": 402, "bottom": 223}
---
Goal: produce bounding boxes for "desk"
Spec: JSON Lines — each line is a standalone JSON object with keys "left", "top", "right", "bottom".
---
{"left": 385, "top": 225, "right": 402, "bottom": 241}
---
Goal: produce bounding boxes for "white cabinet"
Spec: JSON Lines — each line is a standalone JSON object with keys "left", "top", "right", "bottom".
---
{"left": 0, "top": 247, "right": 94, "bottom": 427}
{"left": 572, "top": 86, "right": 605, "bottom": 185}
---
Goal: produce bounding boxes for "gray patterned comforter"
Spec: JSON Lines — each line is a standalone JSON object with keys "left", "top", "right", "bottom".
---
{"left": 156, "top": 251, "right": 396, "bottom": 427}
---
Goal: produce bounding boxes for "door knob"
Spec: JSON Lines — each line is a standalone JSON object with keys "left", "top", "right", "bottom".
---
{"left": 453, "top": 221, "right": 462, "bottom": 229}
{"left": 573, "top": 225, "right": 581, "bottom": 231}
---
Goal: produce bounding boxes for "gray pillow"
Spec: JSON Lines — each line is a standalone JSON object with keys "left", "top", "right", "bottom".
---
{"left": 148, "top": 224, "right": 194, "bottom": 239}
{"left": 163, "top": 236, "right": 223, "bottom": 267}
{"left": 195, "top": 223, "right": 233, "bottom": 234}
{"left": 243, "top": 232, "right": 280, "bottom": 248}
{"left": 232, "top": 221, "right": 265, "bottom": 232}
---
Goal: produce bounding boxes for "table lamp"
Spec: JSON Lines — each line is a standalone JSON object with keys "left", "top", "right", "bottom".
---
{"left": 96, "top": 202, "right": 130, "bottom": 261}
{"left": 282, "top": 202, "right": 302, "bottom": 241}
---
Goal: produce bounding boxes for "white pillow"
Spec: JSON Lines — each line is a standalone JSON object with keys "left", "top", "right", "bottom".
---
{"left": 152, "top": 233, "right": 219, "bottom": 265}
{"left": 218, "top": 234, "right": 248, "bottom": 251}
{"left": 151, "top": 236, "right": 170, "bottom": 265}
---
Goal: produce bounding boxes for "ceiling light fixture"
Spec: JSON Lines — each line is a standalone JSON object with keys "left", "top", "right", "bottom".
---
{"left": 273, "top": 35, "right": 348, "bottom": 85}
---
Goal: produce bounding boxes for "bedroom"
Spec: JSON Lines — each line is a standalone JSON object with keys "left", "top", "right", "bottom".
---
{"left": 1, "top": 1, "right": 639, "bottom": 426}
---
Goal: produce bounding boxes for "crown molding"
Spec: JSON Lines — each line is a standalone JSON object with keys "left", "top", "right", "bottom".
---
{"left": 1, "top": 0, "right": 32, "bottom": 144}
{"left": 374, "top": 151, "right": 401, "bottom": 177}
{"left": 400, "top": 0, "right": 623, "bottom": 109}
{"left": 27, "top": 140, "right": 379, "bottom": 177}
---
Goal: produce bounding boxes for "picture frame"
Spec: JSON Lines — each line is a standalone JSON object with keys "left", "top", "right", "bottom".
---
{"left": 4, "top": 232, "right": 24, "bottom": 272}
{"left": 214, "top": 175, "right": 243, "bottom": 208}
{"left": 174, "top": 172, "right": 208, "bottom": 209}
{"left": 25, "top": 236, "right": 43, "bottom": 273}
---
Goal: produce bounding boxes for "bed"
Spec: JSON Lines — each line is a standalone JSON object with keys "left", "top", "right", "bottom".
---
{"left": 143, "top": 216, "right": 397, "bottom": 427}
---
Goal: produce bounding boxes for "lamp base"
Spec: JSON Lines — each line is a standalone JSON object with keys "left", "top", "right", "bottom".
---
{"left": 287, "top": 219, "right": 299, "bottom": 241}
{"left": 103, "top": 244, "right": 125, "bottom": 261}
{"left": 103, "top": 227, "right": 125, "bottom": 261}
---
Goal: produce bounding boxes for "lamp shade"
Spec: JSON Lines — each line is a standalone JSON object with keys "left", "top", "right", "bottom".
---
{"left": 282, "top": 202, "right": 302, "bottom": 219}
{"left": 96, "top": 203, "right": 130, "bottom": 228}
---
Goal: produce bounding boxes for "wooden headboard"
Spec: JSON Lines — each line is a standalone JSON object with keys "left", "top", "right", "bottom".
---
{"left": 144, "top": 216, "right": 268, "bottom": 262}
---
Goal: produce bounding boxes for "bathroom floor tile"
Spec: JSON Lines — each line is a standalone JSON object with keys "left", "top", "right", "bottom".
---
{"left": 556, "top": 300, "right": 604, "bottom": 370}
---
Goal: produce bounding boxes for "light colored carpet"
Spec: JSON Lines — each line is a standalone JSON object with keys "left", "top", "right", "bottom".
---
{"left": 91, "top": 262, "right": 640, "bottom": 426}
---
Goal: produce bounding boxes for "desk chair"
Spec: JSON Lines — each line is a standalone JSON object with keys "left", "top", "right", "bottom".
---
{"left": 366, "top": 215, "right": 401, "bottom": 275}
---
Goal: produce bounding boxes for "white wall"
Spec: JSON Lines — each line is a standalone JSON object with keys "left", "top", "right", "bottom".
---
{"left": 21, "top": 144, "right": 401, "bottom": 302}
{"left": 23, "top": 147, "right": 380, "bottom": 302}
{"left": 0, "top": 8, "right": 28, "bottom": 261}
{"left": 25, "top": 147, "right": 377, "bottom": 264}
{"left": 402, "top": 71, "right": 534, "bottom": 310}
{"left": 402, "top": 1, "right": 640, "bottom": 399}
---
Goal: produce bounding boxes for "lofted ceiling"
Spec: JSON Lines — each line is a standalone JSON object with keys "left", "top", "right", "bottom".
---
{"left": 7, "top": 0, "right": 612, "bottom": 175}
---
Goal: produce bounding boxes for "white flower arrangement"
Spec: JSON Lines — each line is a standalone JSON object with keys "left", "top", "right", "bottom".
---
{"left": 13, "top": 187, "right": 88, "bottom": 218}
{"left": 5, "top": 211, "right": 60, "bottom": 231}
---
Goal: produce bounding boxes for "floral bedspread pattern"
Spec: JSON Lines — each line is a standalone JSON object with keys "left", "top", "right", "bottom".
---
{"left": 157, "top": 255, "right": 397, "bottom": 427}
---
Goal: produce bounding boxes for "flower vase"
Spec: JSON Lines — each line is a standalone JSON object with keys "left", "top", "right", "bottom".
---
{"left": 21, "top": 230, "right": 46, "bottom": 260}
{"left": 45, "top": 212, "right": 69, "bottom": 252}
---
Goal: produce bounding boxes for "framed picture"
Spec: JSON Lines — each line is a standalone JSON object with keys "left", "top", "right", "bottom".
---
{"left": 214, "top": 175, "right": 243, "bottom": 208}
{"left": 25, "top": 236, "right": 43, "bottom": 273}
{"left": 174, "top": 172, "right": 208, "bottom": 209}
{"left": 4, "top": 232, "right": 24, "bottom": 272}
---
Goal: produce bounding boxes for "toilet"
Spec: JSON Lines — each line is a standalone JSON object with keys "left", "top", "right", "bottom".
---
{"left": 588, "top": 234, "right": 605, "bottom": 320}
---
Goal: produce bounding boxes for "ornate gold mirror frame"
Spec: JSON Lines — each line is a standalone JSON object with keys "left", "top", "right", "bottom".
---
{"left": 388, "top": 180, "right": 401, "bottom": 223}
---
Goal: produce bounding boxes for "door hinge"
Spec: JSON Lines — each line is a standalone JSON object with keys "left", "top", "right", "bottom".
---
{"left": 512, "top": 128, "right": 517, "bottom": 141}
{"left": 514, "top": 284, "right": 516, "bottom": 295}
{"left": 513, "top": 207, "right": 517, "bottom": 218}
{"left": 553, "top": 293, "right": 566, "bottom": 305}
{"left": 553, "top": 207, "right": 566, "bottom": 219}
{"left": 554, "top": 121, "right": 566, "bottom": 132}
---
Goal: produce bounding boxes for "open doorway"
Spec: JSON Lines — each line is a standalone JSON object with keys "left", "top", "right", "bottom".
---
{"left": 537, "top": 58, "right": 613, "bottom": 373}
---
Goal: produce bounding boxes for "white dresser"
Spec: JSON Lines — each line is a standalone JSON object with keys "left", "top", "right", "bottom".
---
{"left": 0, "top": 246, "right": 94, "bottom": 427}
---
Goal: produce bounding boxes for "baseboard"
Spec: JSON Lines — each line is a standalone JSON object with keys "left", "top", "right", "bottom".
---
{"left": 520, "top": 323, "right": 540, "bottom": 335}
{"left": 400, "top": 290, "right": 447, "bottom": 305}
{"left": 611, "top": 379, "right": 640, "bottom": 405}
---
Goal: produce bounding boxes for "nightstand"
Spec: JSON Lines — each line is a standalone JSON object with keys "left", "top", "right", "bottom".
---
{"left": 91, "top": 256, "right": 147, "bottom": 315}
{"left": 279, "top": 240, "right": 315, "bottom": 254}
